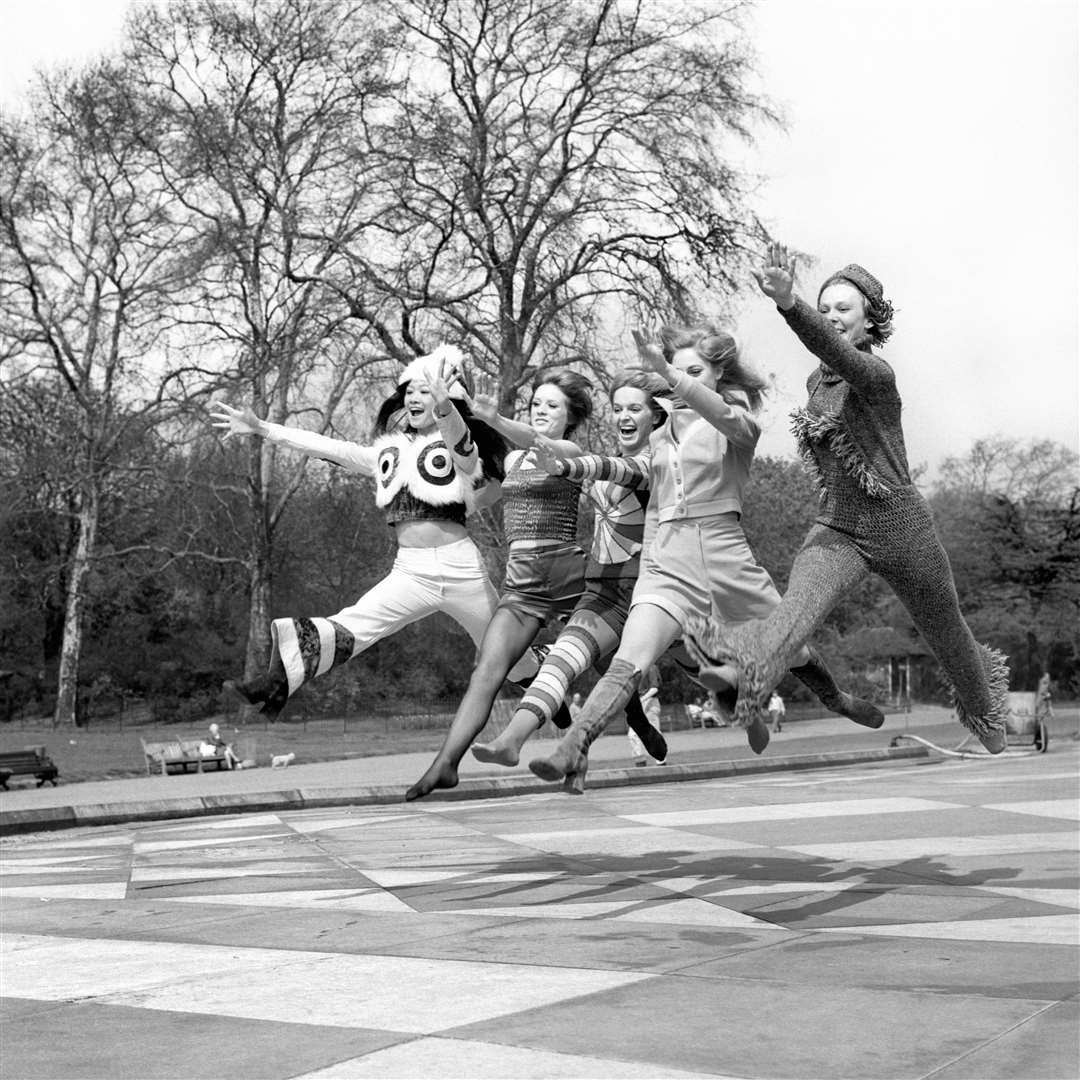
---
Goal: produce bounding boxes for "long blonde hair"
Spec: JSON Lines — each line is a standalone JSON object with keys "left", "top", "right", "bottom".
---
{"left": 660, "top": 322, "right": 766, "bottom": 412}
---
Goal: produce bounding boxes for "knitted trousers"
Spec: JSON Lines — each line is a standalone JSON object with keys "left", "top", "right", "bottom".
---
{"left": 687, "top": 488, "right": 1008, "bottom": 740}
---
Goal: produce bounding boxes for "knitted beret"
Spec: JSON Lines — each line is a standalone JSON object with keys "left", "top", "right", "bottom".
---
{"left": 819, "top": 264, "right": 885, "bottom": 305}
{"left": 819, "top": 263, "right": 895, "bottom": 333}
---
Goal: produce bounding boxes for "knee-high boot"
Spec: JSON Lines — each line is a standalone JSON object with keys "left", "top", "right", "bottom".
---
{"left": 529, "top": 658, "right": 641, "bottom": 794}
{"left": 222, "top": 657, "right": 289, "bottom": 721}
{"left": 790, "top": 646, "right": 884, "bottom": 729}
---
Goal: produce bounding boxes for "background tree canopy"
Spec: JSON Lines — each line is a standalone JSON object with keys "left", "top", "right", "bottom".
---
{"left": 1, "top": 0, "right": 1076, "bottom": 725}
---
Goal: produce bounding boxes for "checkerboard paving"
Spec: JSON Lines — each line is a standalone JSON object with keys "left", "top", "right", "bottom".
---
{"left": 2, "top": 748, "right": 1077, "bottom": 1079}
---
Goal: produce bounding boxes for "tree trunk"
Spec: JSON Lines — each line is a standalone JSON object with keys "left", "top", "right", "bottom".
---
{"left": 245, "top": 534, "right": 273, "bottom": 681}
{"left": 53, "top": 486, "right": 99, "bottom": 727}
{"left": 244, "top": 438, "right": 273, "bottom": 681}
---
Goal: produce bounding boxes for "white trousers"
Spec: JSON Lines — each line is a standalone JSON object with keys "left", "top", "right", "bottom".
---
{"left": 271, "top": 537, "right": 535, "bottom": 695}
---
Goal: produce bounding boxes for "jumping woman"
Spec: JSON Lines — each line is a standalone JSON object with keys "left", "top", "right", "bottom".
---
{"left": 471, "top": 369, "right": 671, "bottom": 778}
{"left": 683, "top": 245, "right": 1009, "bottom": 753}
{"left": 529, "top": 323, "right": 883, "bottom": 792}
{"left": 210, "top": 347, "right": 536, "bottom": 720}
{"left": 404, "top": 367, "right": 596, "bottom": 801}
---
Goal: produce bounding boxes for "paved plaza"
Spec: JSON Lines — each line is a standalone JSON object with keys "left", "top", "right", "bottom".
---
{"left": 1, "top": 741, "right": 1077, "bottom": 1079}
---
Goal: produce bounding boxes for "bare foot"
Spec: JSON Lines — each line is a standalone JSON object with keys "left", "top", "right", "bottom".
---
{"left": 471, "top": 742, "right": 520, "bottom": 767}
{"left": 404, "top": 760, "right": 459, "bottom": 801}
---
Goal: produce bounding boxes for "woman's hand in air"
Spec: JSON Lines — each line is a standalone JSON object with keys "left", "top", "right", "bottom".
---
{"left": 533, "top": 434, "right": 568, "bottom": 475}
{"left": 752, "top": 242, "right": 796, "bottom": 308}
{"left": 631, "top": 328, "right": 667, "bottom": 377}
{"left": 463, "top": 374, "right": 501, "bottom": 426}
{"left": 208, "top": 401, "right": 265, "bottom": 440}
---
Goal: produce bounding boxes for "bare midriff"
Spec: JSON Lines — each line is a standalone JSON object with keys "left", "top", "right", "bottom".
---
{"left": 393, "top": 518, "right": 470, "bottom": 549}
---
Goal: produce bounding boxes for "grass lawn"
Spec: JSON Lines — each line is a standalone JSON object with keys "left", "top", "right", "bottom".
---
{"left": 5, "top": 703, "right": 1075, "bottom": 786}
{"left": 0, "top": 715, "right": 477, "bottom": 784}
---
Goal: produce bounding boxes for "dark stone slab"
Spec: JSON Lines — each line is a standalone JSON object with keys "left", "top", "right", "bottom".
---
{"left": 448, "top": 972, "right": 1052, "bottom": 1080}
{"left": 0, "top": 999, "right": 407, "bottom": 1080}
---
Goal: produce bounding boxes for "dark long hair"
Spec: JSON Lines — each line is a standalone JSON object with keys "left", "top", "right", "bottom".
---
{"left": 531, "top": 367, "right": 594, "bottom": 439}
{"left": 374, "top": 386, "right": 509, "bottom": 482}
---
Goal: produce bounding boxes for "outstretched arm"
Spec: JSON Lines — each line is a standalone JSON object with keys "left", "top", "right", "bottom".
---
{"left": 630, "top": 329, "right": 759, "bottom": 449}
{"left": 535, "top": 436, "right": 649, "bottom": 487}
{"left": 208, "top": 402, "right": 377, "bottom": 475}
{"left": 753, "top": 242, "right": 894, "bottom": 392}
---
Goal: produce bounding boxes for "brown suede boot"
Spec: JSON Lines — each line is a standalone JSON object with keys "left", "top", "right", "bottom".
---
{"left": 529, "top": 659, "right": 641, "bottom": 794}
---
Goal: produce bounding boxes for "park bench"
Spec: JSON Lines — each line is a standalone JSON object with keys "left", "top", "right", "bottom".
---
{"left": 0, "top": 746, "right": 60, "bottom": 789}
{"left": 140, "top": 736, "right": 231, "bottom": 776}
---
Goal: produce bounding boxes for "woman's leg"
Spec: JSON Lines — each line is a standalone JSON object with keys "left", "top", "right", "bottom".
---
{"left": 405, "top": 607, "right": 544, "bottom": 800}
{"left": 226, "top": 559, "right": 440, "bottom": 719}
{"left": 529, "top": 603, "right": 682, "bottom": 793}
{"left": 685, "top": 525, "right": 870, "bottom": 733}
{"left": 880, "top": 529, "right": 1008, "bottom": 752}
{"left": 473, "top": 610, "right": 621, "bottom": 766}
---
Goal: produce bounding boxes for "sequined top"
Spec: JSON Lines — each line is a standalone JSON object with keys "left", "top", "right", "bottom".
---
{"left": 500, "top": 451, "right": 581, "bottom": 544}
{"left": 384, "top": 486, "right": 467, "bottom": 526}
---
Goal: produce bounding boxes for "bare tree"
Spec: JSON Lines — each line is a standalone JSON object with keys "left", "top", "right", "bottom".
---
{"left": 0, "top": 67, "right": 202, "bottom": 725}
{"left": 305, "top": 0, "right": 777, "bottom": 410}
{"left": 125, "top": 0, "right": 401, "bottom": 679}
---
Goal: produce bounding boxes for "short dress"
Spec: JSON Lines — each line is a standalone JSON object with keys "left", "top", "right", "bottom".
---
{"left": 496, "top": 450, "right": 587, "bottom": 622}
{"left": 629, "top": 381, "right": 779, "bottom": 629}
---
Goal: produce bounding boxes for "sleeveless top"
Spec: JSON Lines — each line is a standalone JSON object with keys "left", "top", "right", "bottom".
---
{"left": 374, "top": 430, "right": 476, "bottom": 526}
{"left": 500, "top": 451, "right": 581, "bottom": 544}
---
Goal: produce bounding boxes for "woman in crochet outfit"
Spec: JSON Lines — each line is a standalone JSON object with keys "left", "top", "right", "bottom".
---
{"left": 470, "top": 370, "right": 672, "bottom": 777}
{"left": 210, "top": 347, "right": 536, "bottom": 719}
{"left": 404, "top": 367, "right": 597, "bottom": 801}
{"left": 684, "top": 244, "right": 1009, "bottom": 753}
{"left": 529, "top": 324, "right": 883, "bottom": 792}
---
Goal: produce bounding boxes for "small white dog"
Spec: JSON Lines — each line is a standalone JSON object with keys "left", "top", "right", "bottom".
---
{"left": 270, "top": 752, "right": 296, "bottom": 769}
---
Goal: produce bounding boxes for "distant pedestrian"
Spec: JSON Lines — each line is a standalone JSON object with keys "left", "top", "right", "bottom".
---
{"left": 767, "top": 692, "right": 785, "bottom": 734}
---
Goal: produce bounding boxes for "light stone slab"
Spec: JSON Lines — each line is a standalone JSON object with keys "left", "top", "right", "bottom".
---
{"left": 611, "top": 898, "right": 787, "bottom": 930}
{"left": 438, "top": 901, "right": 641, "bottom": 920}
{"left": 100, "top": 950, "right": 654, "bottom": 1032}
{"left": 292, "top": 1037, "right": 727, "bottom": 1079}
{"left": 159, "top": 889, "right": 418, "bottom": 912}
{"left": 623, "top": 796, "right": 960, "bottom": 827}
{"left": 500, "top": 826, "right": 759, "bottom": 857}
{"left": 985, "top": 799, "right": 1080, "bottom": 821}
{"left": 129, "top": 863, "right": 327, "bottom": 881}
{"left": 287, "top": 814, "right": 415, "bottom": 833}
{"left": 787, "top": 831, "right": 1074, "bottom": 861}
{"left": 361, "top": 869, "right": 483, "bottom": 887}
{"left": 0, "top": 933, "right": 295, "bottom": 999}
{"left": 0, "top": 882, "right": 129, "bottom": 900}
{"left": 132, "top": 832, "right": 288, "bottom": 852}
{"left": 815, "top": 915, "right": 1079, "bottom": 945}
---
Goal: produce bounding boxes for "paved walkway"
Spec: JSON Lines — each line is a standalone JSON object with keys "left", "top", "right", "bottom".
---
{"left": 0, "top": 708, "right": 988, "bottom": 834}
{"left": 2, "top": 739, "right": 1076, "bottom": 1078}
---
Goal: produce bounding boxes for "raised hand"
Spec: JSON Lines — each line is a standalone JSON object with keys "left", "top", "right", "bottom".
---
{"left": 428, "top": 355, "right": 453, "bottom": 410}
{"left": 631, "top": 328, "right": 667, "bottom": 377}
{"left": 752, "top": 242, "right": 796, "bottom": 307}
{"left": 465, "top": 374, "right": 500, "bottom": 425}
{"left": 208, "top": 401, "right": 265, "bottom": 440}
{"left": 533, "top": 433, "right": 567, "bottom": 475}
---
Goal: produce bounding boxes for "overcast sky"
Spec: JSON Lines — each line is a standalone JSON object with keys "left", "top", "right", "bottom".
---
{"left": 2, "top": 0, "right": 1077, "bottom": 476}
